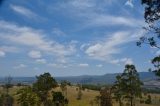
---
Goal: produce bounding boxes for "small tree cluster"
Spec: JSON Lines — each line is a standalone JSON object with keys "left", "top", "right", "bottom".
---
{"left": 16, "top": 87, "right": 40, "bottom": 106}
{"left": 16, "top": 72, "right": 60, "bottom": 106}
{"left": 16, "top": 72, "right": 70, "bottom": 106}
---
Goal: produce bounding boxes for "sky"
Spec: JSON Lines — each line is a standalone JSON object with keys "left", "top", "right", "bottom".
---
{"left": 0, "top": 0, "right": 159, "bottom": 77}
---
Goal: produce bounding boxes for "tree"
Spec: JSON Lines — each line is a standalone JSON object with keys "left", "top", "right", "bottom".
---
{"left": 120, "top": 64, "right": 143, "bottom": 106}
{"left": 52, "top": 91, "right": 68, "bottom": 106}
{"left": 137, "top": 0, "right": 160, "bottom": 79}
{"left": 151, "top": 56, "right": 160, "bottom": 77}
{"left": 137, "top": 0, "right": 160, "bottom": 48}
{"left": 16, "top": 87, "right": 40, "bottom": 106}
{"left": 33, "top": 72, "right": 57, "bottom": 106}
{"left": 112, "top": 75, "right": 124, "bottom": 106}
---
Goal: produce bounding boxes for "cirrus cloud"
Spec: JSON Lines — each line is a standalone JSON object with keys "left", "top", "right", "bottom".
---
{"left": 10, "top": 4, "right": 38, "bottom": 19}
{"left": 0, "top": 20, "right": 77, "bottom": 59}
{"left": 0, "top": 51, "right": 5, "bottom": 57}
{"left": 28, "top": 50, "right": 41, "bottom": 59}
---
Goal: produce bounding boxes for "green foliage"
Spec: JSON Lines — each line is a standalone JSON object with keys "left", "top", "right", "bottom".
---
{"left": 151, "top": 56, "right": 160, "bottom": 77}
{"left": 142, "top": 0, "right": 160, "bottom": 23}
{"left": 122, "top": 65, "right": 143, "bottom": 97}
{"left": 16, "top": 87, "right": 40, "bottom": 106}
{"left": 112, "top": 64, "right": 143, "bottom": 106}
{"left": 33, "top": 72, "right": 57, "bottom": 105}
{"left": 137, "top": 0, "right": 160, "bottom": 48}
{"left": 112, "top": 75, "right": 123, "bottom": 106}
{"left": 52, "top": 91, "right": 68, "bottom": 106}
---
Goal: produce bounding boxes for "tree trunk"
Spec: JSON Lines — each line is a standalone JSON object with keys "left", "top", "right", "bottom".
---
{"left": 119, "top": 99, "right": 122, "bottom": 106}
{"left": 131, "top": 97, "right": 133, "bottom": 106}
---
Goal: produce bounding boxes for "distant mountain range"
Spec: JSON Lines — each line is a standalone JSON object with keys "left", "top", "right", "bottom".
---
{"left": 56, "top": 72, "right": 158, "bottom": 84}
{"left": 0, "top": 72, "right": 158, "bottom": 86}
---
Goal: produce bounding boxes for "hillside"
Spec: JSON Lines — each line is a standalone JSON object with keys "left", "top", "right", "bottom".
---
{"left": 56, "top": 72, "right": 158, "bottom": 84}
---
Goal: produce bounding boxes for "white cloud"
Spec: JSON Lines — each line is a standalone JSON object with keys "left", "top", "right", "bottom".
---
{"left": 70, "top": 0, "right": 95, "bottom": 9}
{"left": 85, "top": 31, "right": 130, "bottom": 61}
{"left": 96, "top": 64, "right": 103, "bottom": 67}
{"left": 0, "top": 51, "right": 5, "bottom": 57}
{"left": 28, "top": 50, "right": 41, "bottom": 59}
{"left": 80, "top": 43, "right": 90, "bottom": 51}
{"left": 52, "top": 28, "right": 66, "bottom": 36}
{"left": 56, "top": 58, "right": 67, "bottom": 64}
{"left": 87, "top": 14, "right": 142, "bottom": 28}
{"left": 84, "top": 30, "right": 142, "bottom": 62}
{"left": 48, "top": 63, "right": 68, "bottom": 68}
{"left": 10, "top": 4, "right": 38, "bottom": 19}
{"left": 36, "top": 59, "right": 46, "bottom": 64}
{"left": 14, "top": 64, "right": 27, "bottom": 69}
{"left": 34, "top": 67, "right": 39, "bottom": 70}
{"left": 124, "top": 58, "right": 133, "bottom": 65}
{"left": 111, "top": 58, "right": 133, "bottom": 65}
{"left": 0, "top": 20, "right": 76, "bottom": 58}
{"left": 125, "top": 0, "right": 134, "bottom": 8}
{"left": 50, "top": 0, "right": 143, "bottom": 29}
{"left": 0, "top": 46, "right": 19, "bottom": 53}
{"left": 79, "top": 63, "right": 89, "bottom": 67}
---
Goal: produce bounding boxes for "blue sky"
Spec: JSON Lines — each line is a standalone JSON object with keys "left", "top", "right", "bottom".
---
{"left": 0, "top": 0, "right": 158, "bottom": 77}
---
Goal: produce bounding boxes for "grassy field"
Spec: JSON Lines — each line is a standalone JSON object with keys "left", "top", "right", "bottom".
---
{"left": 53, "top": 86, "right": 100, "bottom": 106}
{"left": 1, "top": 86, "right": 160, "bottom": 106}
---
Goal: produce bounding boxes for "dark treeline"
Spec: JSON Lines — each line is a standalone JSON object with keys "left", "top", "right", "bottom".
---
{"left": 82, "top": 84, "right": 111, "bottom": 91}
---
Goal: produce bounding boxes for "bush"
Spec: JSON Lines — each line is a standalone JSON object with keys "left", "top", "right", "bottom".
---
{"left": 145, "top": 95, "right": 152, "bottom": 104}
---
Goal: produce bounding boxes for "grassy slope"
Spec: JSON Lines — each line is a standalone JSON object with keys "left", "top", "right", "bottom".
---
{"left": 1, "top": 86, "right": 160, "bottom": 106}
{"left": 54, "top": 86, "right": 100, "bottom": 106}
